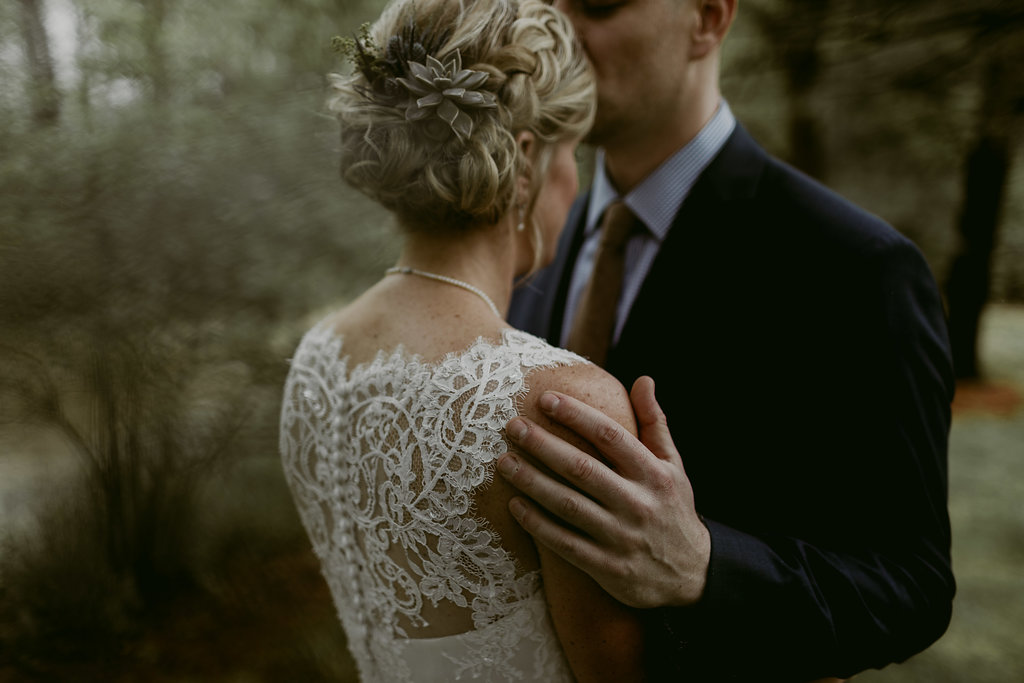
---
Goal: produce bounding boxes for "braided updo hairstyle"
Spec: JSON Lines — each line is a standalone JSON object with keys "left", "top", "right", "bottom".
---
{"left": 328, "top": 0, "right": 595, "bottom": 240}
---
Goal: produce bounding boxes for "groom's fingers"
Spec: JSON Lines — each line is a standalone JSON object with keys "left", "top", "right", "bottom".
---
{"left": 497, "top": 446, "right": 618, "bottom": 538}
{"left": 503, "top": 415, "right": 626, "bottom": 505}
{"left": 534, "top": 391, "right": 651, "bottom": 480}
{"left": 505, "top": 494, "right": 607, "bottom": 573}
{"left": 630, "top": 376, "right": 683, "bottom": 465}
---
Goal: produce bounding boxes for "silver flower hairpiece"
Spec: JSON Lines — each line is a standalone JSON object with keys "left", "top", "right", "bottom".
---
{"left": 396, "top": 50, "right": 497, "bottom": 142}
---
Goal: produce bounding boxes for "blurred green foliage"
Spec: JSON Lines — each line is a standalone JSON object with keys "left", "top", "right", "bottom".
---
{"left": 1, "top": 0, "right": 396, "bottom": 676}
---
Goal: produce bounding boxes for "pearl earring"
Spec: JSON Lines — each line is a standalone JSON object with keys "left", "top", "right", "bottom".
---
{"left": 516, "top": 203, "right": 526, "bottom": 232}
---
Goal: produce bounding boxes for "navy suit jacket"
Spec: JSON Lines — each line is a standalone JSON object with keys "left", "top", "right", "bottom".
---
{"left": 509, "top": 124, "right": 955, "bottom": 681}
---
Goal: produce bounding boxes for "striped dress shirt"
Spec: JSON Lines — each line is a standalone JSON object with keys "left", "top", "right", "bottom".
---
{"left": 560, "top": 101, "right": 737, "bottom": 348}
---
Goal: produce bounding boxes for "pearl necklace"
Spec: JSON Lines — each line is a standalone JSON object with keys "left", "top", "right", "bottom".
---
{"left": 385, "top": 266, "right": 502, "bottom": 319}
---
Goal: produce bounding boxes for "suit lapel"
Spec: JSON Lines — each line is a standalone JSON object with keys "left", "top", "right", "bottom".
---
{"left": 610, "top": 124, "right": 769, "bottom": 366}
{"left": 546, "top": 194, "right": 590, "bottom": 344}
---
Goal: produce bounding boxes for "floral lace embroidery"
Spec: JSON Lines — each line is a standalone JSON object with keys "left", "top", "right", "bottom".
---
{"left": 280, "top": 320, "right": 585, "bottom": 682}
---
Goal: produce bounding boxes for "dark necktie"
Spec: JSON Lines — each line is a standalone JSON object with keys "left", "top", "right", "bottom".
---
{"left": 566, "top": 201, "right": 638, "bottom": 366}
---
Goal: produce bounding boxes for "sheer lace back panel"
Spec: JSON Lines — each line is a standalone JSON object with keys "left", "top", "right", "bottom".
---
{"left": 280, "top": 319, "right": 587, "bottom": 682}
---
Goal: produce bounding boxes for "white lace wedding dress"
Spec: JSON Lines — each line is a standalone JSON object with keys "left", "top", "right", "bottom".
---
{"left": 280, "top": 318, "right": 587, "bottom": 682}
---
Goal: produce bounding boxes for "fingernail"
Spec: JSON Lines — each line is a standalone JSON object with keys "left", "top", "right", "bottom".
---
{"left": 509, "top": 498, "right": 525, "bottom": 519}
{"left": 507, "top": 418, "right": 527, "bottom": 441}
{"left": 497, "top": 454, "right": 519, "bottom": 476}
{"left": 539, "top": 392, "right": 560, "bottom": 412}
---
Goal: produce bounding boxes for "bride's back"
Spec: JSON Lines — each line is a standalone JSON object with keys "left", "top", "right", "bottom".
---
{"left": 326, "top": 272, "right": 511, "bottom": 371}
{"left": 281, "top": 279, "right": 592, "bottom": 680}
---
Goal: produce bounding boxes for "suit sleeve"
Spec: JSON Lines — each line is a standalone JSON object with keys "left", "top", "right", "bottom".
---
{"left": 653, "top": 238, "right": 956, "bottom": 682}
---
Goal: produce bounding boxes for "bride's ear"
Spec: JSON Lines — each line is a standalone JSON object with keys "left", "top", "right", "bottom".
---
{"left": 516, "top": 130, "right": 536, "bottom": 159}
{"left": 514, "top": 130, "right": 536, "bottom": 202}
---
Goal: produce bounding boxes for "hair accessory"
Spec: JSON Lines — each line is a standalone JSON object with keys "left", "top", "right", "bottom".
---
{"left": 334, "top": 22, "right": 494, "bottom": 142}
{"left": 396, "top": 51, "right": 497, "bottom": 142}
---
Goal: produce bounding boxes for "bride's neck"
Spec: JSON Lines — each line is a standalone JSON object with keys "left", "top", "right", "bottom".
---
{"left": 395, "top": 222, "right": 516, "bottom": 317}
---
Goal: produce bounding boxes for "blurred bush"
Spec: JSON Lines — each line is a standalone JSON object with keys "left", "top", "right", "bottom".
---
{"left": 1, "top": 0, "right": 394, "bottom": 676}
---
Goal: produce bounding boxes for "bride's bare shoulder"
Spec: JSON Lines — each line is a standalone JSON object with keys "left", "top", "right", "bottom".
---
{"left": 521, "top": 359, "right": 637, "bottom": 437}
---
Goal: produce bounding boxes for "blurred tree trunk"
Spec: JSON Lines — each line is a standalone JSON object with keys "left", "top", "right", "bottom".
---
{"left": 139, "top": 0, "right": 170, "bottom": 104}
{"left": 17, "top": 0, "right": 61, "bottom": 127}
{"left": 74, "top": 4, "right": 94, "bottom": 127}
{"left": 782, "top": 0, "right": 830, "bottom": 181}
{"left": 747, "top": 0, "right": 831, "bottom": 180}
{"left": 945, "top": 52, "right": 1021, "bottom": 379}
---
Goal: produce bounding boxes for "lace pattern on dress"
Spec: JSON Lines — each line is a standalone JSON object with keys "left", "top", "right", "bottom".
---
{"left": 280, "top": 320, "right": 586, "bottom": 682}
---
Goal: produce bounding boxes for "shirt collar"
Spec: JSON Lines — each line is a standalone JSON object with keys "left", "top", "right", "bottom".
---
{"left": 585, "top": 100, "right": 737, "bottom": 240}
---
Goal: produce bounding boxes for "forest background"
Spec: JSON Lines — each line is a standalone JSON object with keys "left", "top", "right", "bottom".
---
{"left": 1, "top": 0, "right": 1022, "bottom": 681}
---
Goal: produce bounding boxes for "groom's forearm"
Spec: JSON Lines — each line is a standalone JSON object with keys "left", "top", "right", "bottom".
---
{"left": 651, "top": 516, "right": 954, "bottom": 681}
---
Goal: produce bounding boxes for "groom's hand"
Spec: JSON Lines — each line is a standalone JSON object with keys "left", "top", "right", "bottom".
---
{"left": 497, "top": 376, "right": 710, "bottom": 609}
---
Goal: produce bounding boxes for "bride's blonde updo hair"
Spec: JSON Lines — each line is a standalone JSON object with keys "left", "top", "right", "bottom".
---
{"left": 328, "top": 0, "right": 595, "bottom": 237}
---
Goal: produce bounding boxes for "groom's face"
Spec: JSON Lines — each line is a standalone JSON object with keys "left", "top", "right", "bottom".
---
{"left": 551, "top": 0, "right": 698, "bottom": 146}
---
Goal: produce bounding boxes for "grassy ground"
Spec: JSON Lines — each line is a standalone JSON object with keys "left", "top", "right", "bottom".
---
{"left": 1, "top": 305, "right": 1021, "bottom": 682}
